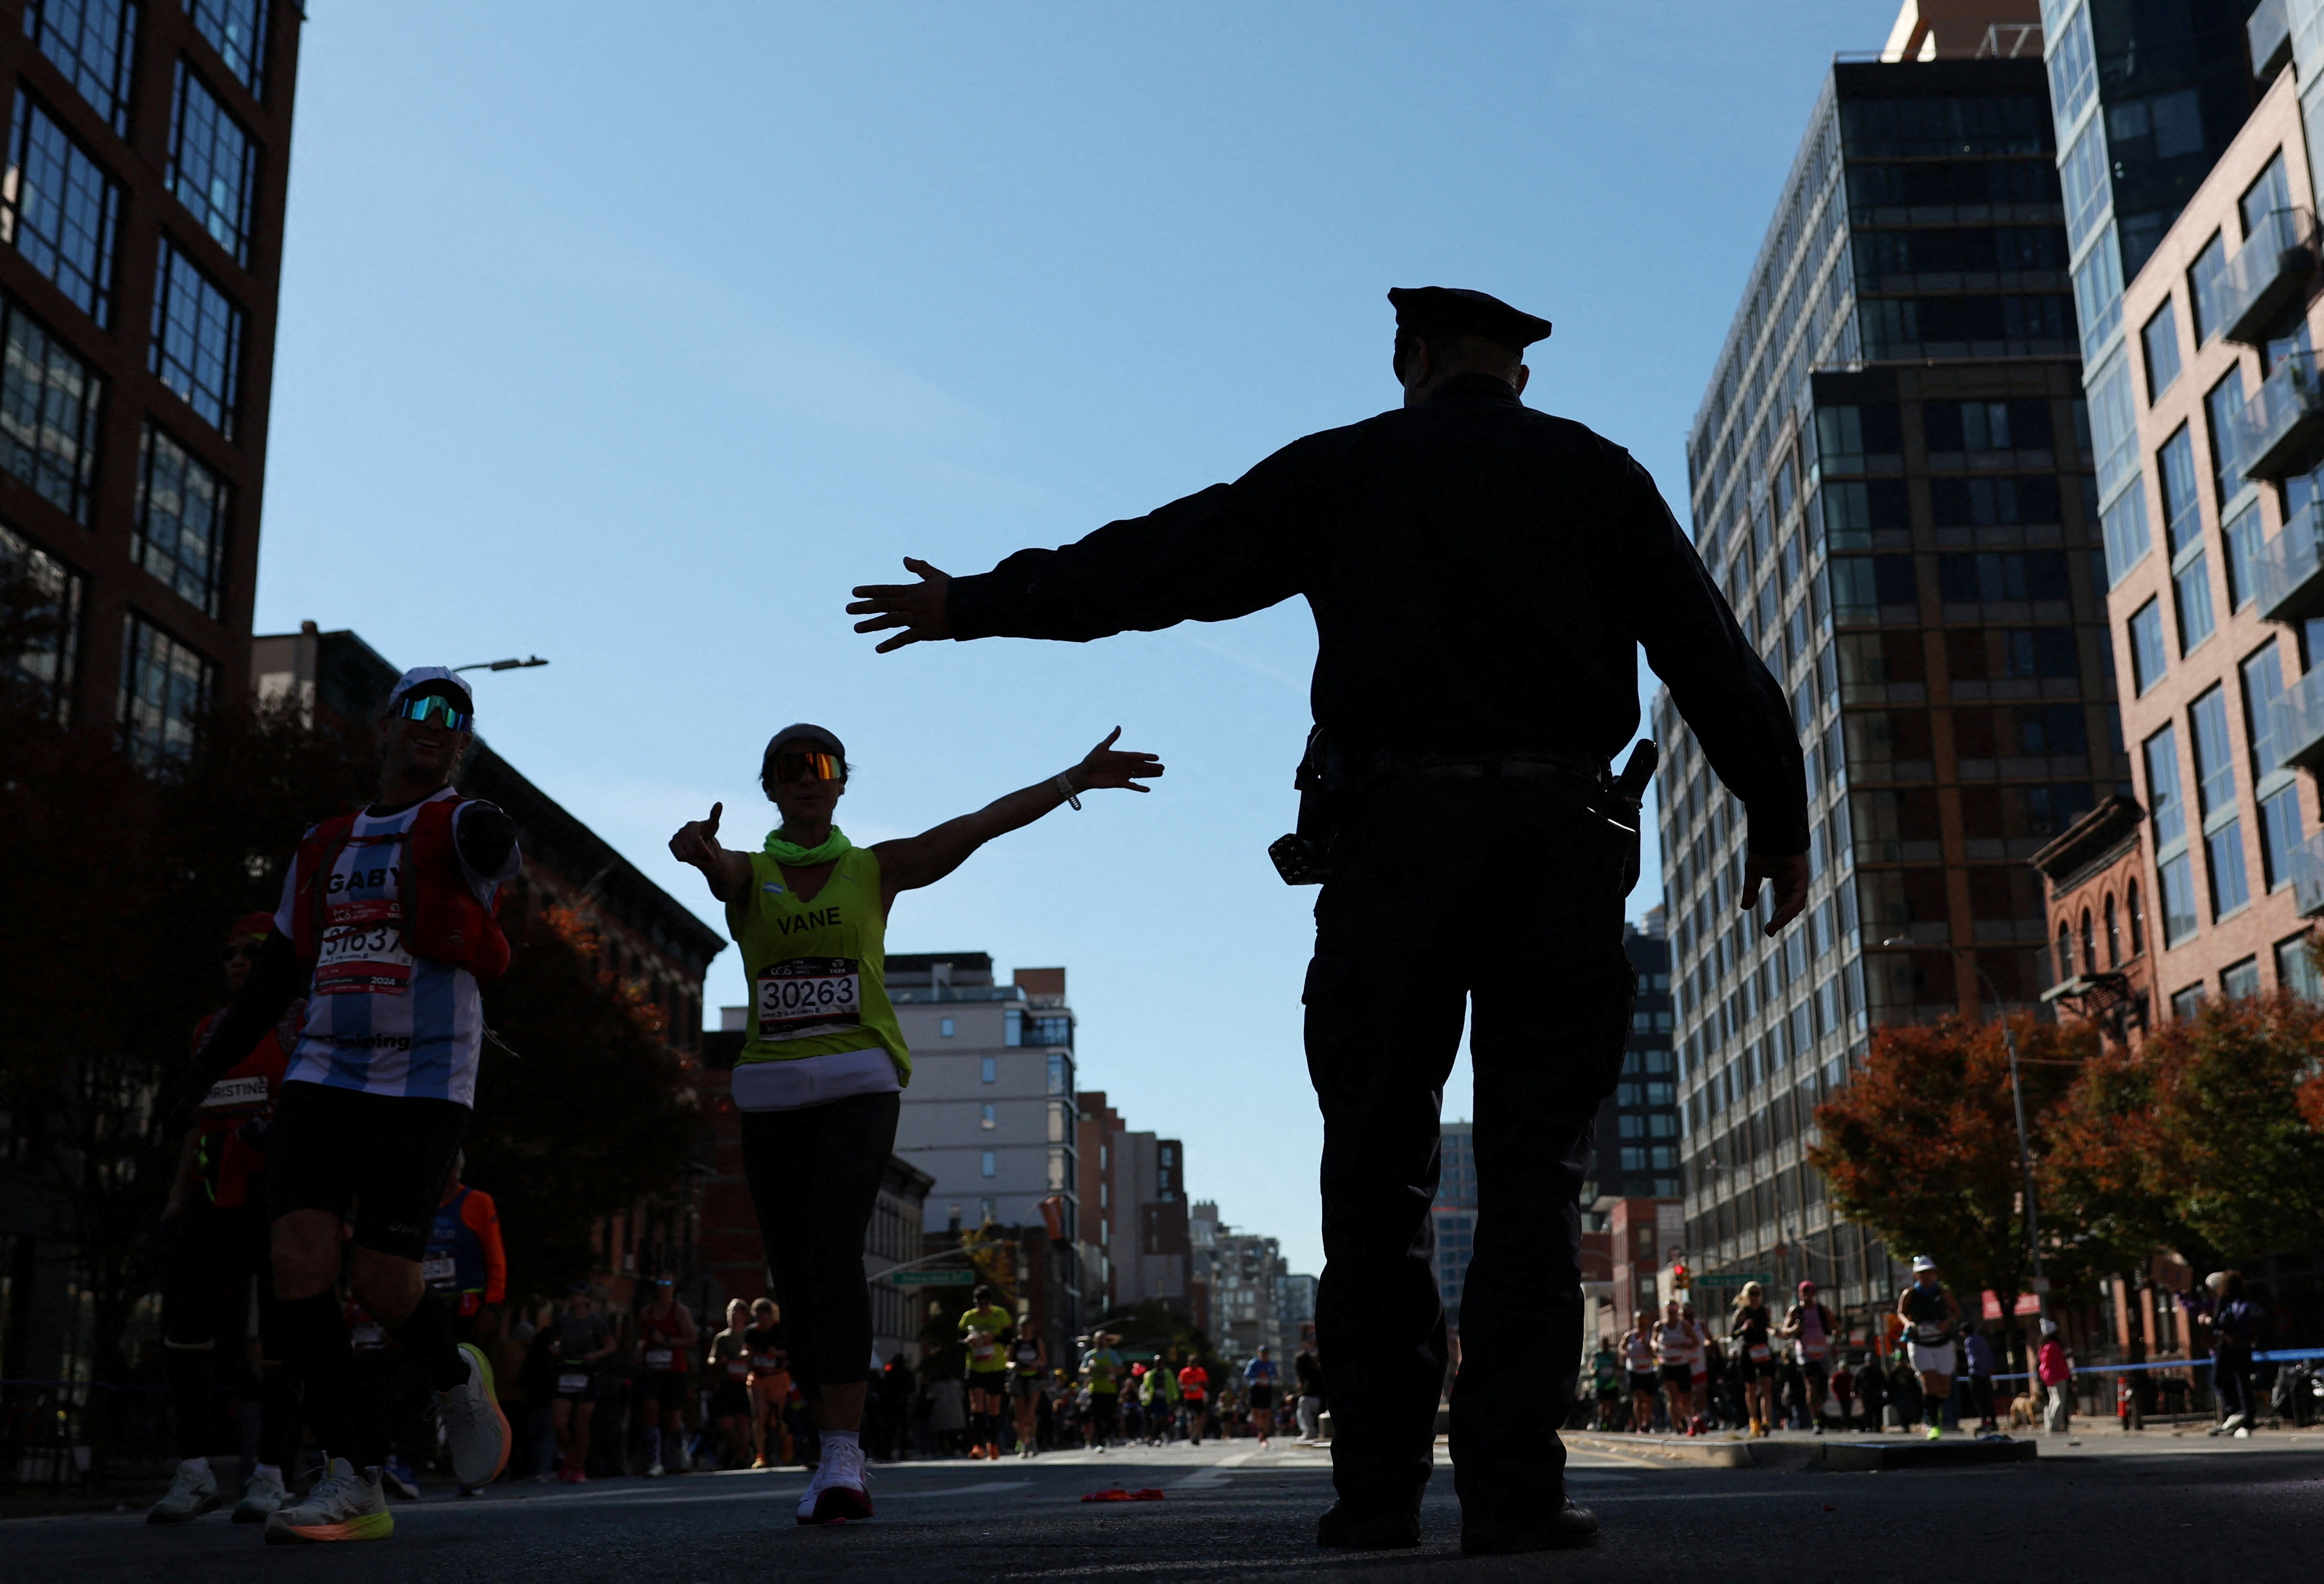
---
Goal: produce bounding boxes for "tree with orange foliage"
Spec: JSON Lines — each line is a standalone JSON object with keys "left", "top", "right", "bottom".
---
{"left": 2046, "top": 995, "right": 2324, "bottom": 1271}
{"left": 1807, "top": 1015, "right": 2092, "bottom": 1312}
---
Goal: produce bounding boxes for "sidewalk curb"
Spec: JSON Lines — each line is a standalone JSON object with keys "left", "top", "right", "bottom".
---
{"left": 1563, "top": 1432, "right": 2038, "bottom": 1472}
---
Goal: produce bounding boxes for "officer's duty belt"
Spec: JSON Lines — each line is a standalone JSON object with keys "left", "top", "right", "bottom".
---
{"left": 1402, "top": 752, "right": 1608, "bottom": 783}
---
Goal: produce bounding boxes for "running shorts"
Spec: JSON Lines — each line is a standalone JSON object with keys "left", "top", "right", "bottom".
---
{"left": 266, "top": 1083, "right": 469, "bottom": 1262}
{"left": 1247, "top": 1384, "right": 1274, "bottom": 1410}
{"left": 553, "top": 1369, "right": 598, "bottom": 1403}
{"left": 638, "top": 1371, "right": 691, "bottom": 1411}
{"left": 966, "top": 1368, "right": 1010, "bottom": 1396}
{"left": 1657, "top": 1363, "right": 1692, "bottom": 1387}
{"left": 1012, "top": 1377, "right": 1045, "bottom": 1404}
{"left": 1908, "top": 1342, "right": 1956, "bottom": 1376}
{"left": 1626, "top": 1371, "right": 1657, "bottom": 1395}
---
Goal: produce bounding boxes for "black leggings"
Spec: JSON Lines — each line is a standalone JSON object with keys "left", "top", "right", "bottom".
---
{"left": 162, "top": 1200, "right": 299, "bottom": 1464}
{"left": 739, "top": 1092, "right": 899, "bottom": 1396}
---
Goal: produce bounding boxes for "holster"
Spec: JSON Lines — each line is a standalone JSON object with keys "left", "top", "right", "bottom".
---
{"left": 1268, "top": 726, "right": 1338, "bottom": 886}
{"left": 1589, "top": 739, "right": 1659, "bottom": 897}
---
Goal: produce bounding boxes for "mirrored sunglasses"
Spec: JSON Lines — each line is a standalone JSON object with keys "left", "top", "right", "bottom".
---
{"left": 396, "top": 693, "right": 471, "bottom": 732}
{"left": 773, "top": 750, "right": 842, "bottom": 783}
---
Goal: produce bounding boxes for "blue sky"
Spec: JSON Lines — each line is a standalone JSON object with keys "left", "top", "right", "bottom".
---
{"left": 259, "top": 2, "right": 1879, "bottom": 1273}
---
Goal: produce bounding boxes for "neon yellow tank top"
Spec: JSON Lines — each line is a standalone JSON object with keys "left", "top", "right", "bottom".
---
{"left": 724, "top": 846, "right": 911, "bottom": 1082}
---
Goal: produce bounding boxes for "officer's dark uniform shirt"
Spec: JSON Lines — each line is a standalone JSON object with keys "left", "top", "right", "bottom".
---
{"left": 947, "top": 372, "right": 1808, "bottom": 854}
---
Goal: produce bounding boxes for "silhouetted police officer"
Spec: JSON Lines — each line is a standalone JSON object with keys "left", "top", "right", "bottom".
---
{"left": 850, "top": 287, "right": 1809, "bottom": 1554}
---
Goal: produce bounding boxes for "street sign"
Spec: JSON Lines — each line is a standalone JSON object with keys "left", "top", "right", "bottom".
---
{"left": 1689, "top": 1271, "right": 1771, "bottom": 1289}
{"left": 882, "top": 1269, "right": 975, "bottom": 1285}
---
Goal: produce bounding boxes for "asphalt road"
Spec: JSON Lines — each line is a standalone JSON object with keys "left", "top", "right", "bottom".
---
{"left": 11, "top": 1434, "right": 2323, "bottom": 1583}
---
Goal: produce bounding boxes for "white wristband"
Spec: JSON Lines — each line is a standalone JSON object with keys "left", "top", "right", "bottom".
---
{"left": 1054, "top": 773, "right": 1082, "bottom": 811}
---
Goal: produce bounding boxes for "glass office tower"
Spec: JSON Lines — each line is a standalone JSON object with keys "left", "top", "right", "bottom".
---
{"left": 1657, "top": 55, "right": 2123, "bottom": 1311}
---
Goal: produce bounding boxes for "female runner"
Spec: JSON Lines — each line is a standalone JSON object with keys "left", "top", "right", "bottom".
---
{"left": 671, "top": 723, "right": 1159, "bottom": 1522}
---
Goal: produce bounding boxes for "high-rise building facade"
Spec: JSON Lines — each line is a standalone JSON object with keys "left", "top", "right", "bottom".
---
{"left": 1589, "top": 914, "right": 1681, "bottom": 1202}
{"left": 0, "top": 1, "right": 301, "bottom": 754}
{"left": 2043, "top": 0, "right": 2266, "bottom": 606}
{"left": 1074, "top": 1088, "right": 1193, "bottom": 1318}
{"left": 2047, "top": 23, "right": 2324, "bottom": 1017}
{"left": 889, "top": 954, "right": 1078, "bottom": 1239}
{"left": 1659, "top": 42, "right": 2121, "bottom": 1311}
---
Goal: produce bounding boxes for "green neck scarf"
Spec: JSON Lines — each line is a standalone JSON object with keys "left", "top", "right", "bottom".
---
{"left": 764, "top": 825, "right": 851, "bottom": 867}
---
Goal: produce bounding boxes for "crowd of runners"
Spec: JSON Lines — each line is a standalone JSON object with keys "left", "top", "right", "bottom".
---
{"left": 1591, "top": 1259, "right": 2028, "bottom": 1439}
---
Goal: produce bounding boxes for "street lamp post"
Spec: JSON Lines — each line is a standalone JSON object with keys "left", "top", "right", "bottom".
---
{"left": 453, "top": 655, "right": 549, "bottom": 673}
{"left": 1881, "top": 938, "right": 2045, "bottom": 1314}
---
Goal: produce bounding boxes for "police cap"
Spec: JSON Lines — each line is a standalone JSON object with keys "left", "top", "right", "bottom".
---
{"left": 1387, "top": 286, "right": 1552, "bottom": 353}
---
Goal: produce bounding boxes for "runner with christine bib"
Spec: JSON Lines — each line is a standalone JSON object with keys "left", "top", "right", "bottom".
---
{"left": 706, "top": 1301, "right": 755, "bottom": 1468}
{"left": 670, "top": 722, "right": 1161, "bottom": 1523}
{"left": 1781, "top": 1280, "right": 1837, "bottom": 1436}
{"left": 1898, "top": 1256, "right": 1962, "bottom": 1441}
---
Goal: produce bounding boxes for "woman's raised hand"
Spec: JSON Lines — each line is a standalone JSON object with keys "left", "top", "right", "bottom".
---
{"left": 1072, "top": 728, "right": 1164, "bottom": 794}
{"left": 670, "top": 801, "right": 724, "bottom": 869}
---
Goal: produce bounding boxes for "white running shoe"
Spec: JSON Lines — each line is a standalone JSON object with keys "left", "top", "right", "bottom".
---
{"left": 263, "top": 1458, "right": 393, "bottom": 1544}
{"left": 147, "top": 1459, "right": 219, "bottom": 1523}
{"left": 439, "top": 1343, "right": 513, "bottom": 1488}
{"left": 234, "top": 1465, "right": 288, "bottom": 1524}
{"left": 645, "top": 1461, "right": 666, "bottom": 1477}
{"left": 795, "top": 1438, "right": 872, "bottom": 1525}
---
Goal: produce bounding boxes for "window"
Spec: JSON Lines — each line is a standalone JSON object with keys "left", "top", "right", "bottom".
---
{"left": 133, "top": 423, "right": 228, "bottom": 618}
{"left": 2223, "top": 956, "right": 2262, "bottom": 1001}
{"left": 2104, "top": 893, "right": 2121, "bottom": 965}
{"left": 1929, "top": 476, "right": 2060, "bottom": 527}
{"left": 2128, "top": 599, "right": 2167, "bottom": 694}
{"left": 2208, "top": 820, "right": 2251, "bottom": 918}
{"left": 24, "top": 0, "right": 139, "bottom": 135}
{"left": 149, "top": 238, "right": 242, "bottom": 436}
{"left": 2205, "top": 368, "right": 2246, "bottom": 510}
{"left": 1937, "top": 550, "right": 2069, "bottom": 604}
{"left": 2223, "top": 499, "right": 2264, "bottom": 612}
{"left": 979, "top": 1055, "right": 996, "bottom": 1083}
{"left": 2171, "top": 984, "right": 2205, "bottom": 1022}
{"left": 187, "top": 0, "right": 266, "bottom": 94}
{"left": 0, "top": 293, "right": 100, "bottom": 521}
{"left": 167, "top": 61, "right": 256, "bottom": 264}
{"left": 2189, "top": 231, "right": 2229, "bottom": 343}
{"left": 979, "top": 1150, "right": 996, "bottom": 1178}
{"left": 1046, "top": 1052, "right": 1072, "bottom": 1096}
{"left": 2259, "top": 785, "right": 2304, "bottom": 892}
{"left": 939, "top": 1016, "right": 955, "bottom": 1036}
{"left": 2141, "top": 299, "right": 2181, "bottom": 399}
{"left": 2243, "top": 643, "right": 2287, "bottom": 778}
{"left": 2102, "top": 485, "right": 2152, "bottom": 587}
{"left": 117, "top": 609, "right": 211, "bottom": 765}
{"left": 2174, "top": 553, "right": 2215, "bottom": 653}
{"left": 979, "top": 1103, "right": 995, "bottom": 1130}
{"left": 2146, "top": 723, "right": 2187, "bottom": 851}
{"left": 2079, "top": 910, "right": 2095, "bottom": 974}
{"left": 3, "top": 95, "right": 121, "bottom": 324}
{"left": 2157, "top": 426, "right": 2202, "bottom": 556}
{"left": 0, "top": 520, "right": 84, "bottom": 718}
{"left": 2002, "top": 628, "right": 2078, "bottom": 678}
{"left": 2277, "top": 933, "right": 2322, "bottom": 1000}
{"left": 2128, "top": 879, "right": 2145, "bottom": 953}
{"left": 2240, "top": 152, "right": 2292, "bottom": 248}
{"left": 2191, "top": 687, "right": 2236, "bottom": 817}
{"left": 1924, "top": 399, "right": 2051, "bottom": 452}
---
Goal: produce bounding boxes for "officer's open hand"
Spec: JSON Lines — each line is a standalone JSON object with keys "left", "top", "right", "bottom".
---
{"left": 848, "top": 558, "right": 954, "bottom": 653}
{"left": 1743, "top": 851, "right": 1810, "bottom": 937}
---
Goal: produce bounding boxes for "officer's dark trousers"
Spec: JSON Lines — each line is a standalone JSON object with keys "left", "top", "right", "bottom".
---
{"left": 1305, "top": 773, "right": 1633, "bottom": 1522}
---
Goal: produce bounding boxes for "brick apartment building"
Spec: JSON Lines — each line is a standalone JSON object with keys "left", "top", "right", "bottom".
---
{"left": 1, "top": 1, "right": 302, "bottom": 750}
{"left": 2041, "top": 44, "right": 2324, "bottom": 1016}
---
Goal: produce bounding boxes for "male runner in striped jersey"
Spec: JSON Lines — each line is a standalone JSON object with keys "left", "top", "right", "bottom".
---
{"left": 178, "top": 667, "right": 520, "bottom": 1543}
